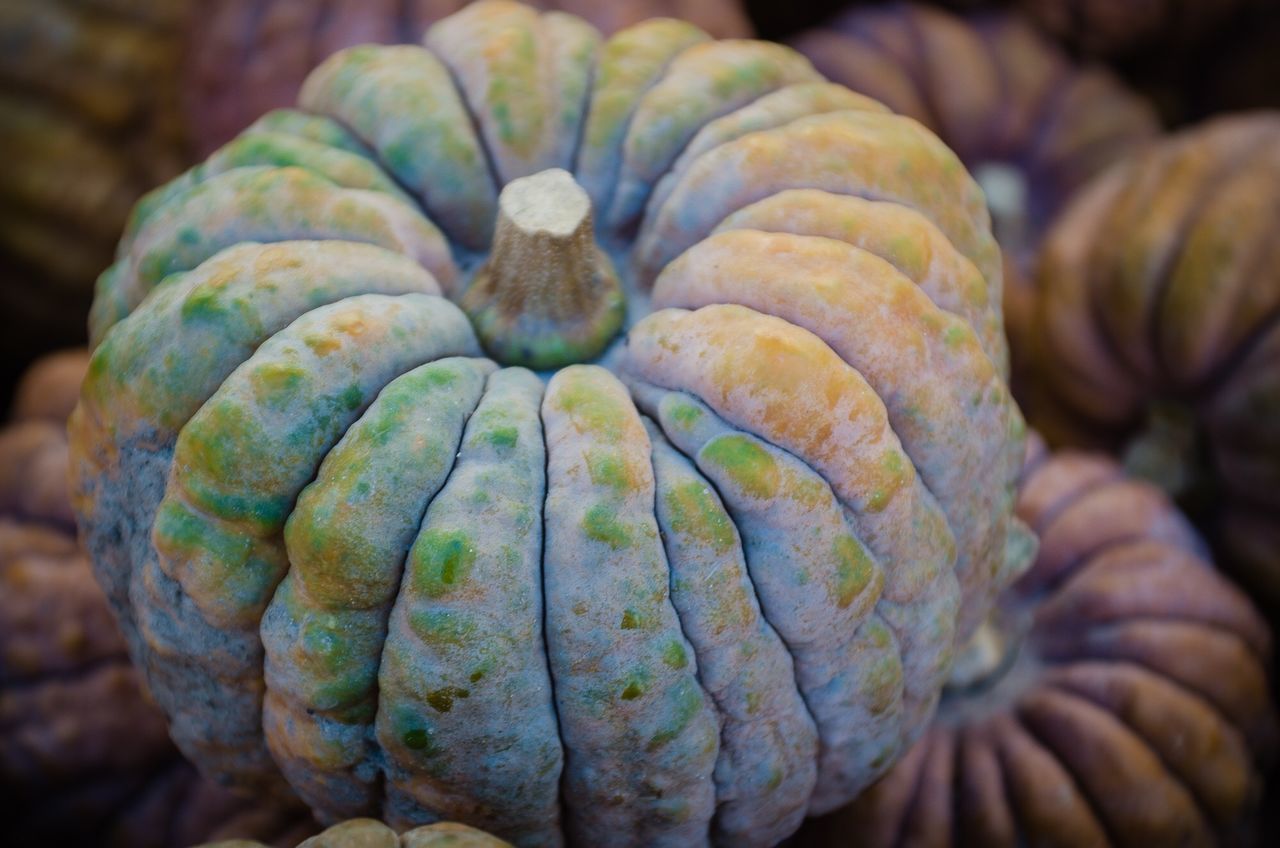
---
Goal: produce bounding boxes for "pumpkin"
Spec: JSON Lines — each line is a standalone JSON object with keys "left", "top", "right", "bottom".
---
{"left": 0, "top": 0, "right": 190, "bottom": 374}
{"left": 201, "top": 818, "right": 510, "bottom": 848}
{"left": 71, "top": 2, "right": 1032, "bottom": 844}
{"left": 796, "top": 433, "right": 1276, "bottom": 847}
{"left": 1024, "top": 112, "right": 1280, "bottom": 610}
{"left": 790, "top": 2, "right": 1159, "bottom": 393}
{"left": 1, "top": 350, "right": 314, "bottom": 847}
{"left": 184, "top": 0, "right": 753, "bottom": 155}
{"left": 1021, "top": 0, "right": 1246, "bottom": 56}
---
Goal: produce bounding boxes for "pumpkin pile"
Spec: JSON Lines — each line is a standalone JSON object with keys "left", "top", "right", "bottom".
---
{"left": 799, "top": 434, "right": 1276, "bottom": 846}
{"left": 0, "top": 350, "right": 315, "bottom": 847}
{"left": 183, "top": 0, "right": 754, "bottom": 154}
{"left": 70, "top": 1, "right": 1035, "bottom": 844}
{"left": 1022, "top": 113, "right": 1280, "bottom": 612}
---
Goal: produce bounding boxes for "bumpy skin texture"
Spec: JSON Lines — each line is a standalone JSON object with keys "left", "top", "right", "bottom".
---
{"left": 1023, "top": 0, "right": 1245, "bottom": 56}
{"left": 72, "top": 3, "right": 1028, "bottom": 844}
{"left": 0, "top": 0, "right": 190, "bottom": 368}
{"left": 201, "top": 817, "right": 512, "bottom": 848}
{"left": 0, "top": 352, "right": 315, "bottom": 848}
{"left": 790, "top": 2, "right": 1159, "bottom": 391}
{"left": 1025, "top": 113, "right": 1280, "bottom": 611}
{"left": 798, "top": 434, "right": 1277, "bottom": 847}
{"left": 184, "top": 0, "right": 753, "bottom": 155}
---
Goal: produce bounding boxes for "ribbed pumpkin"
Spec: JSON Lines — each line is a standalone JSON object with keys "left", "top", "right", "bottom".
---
{"left": 71, "top": 2, "right": 1031, "bottom": 844}
{"left": 790, "top": 2, "right": 1159, "bottom": 390}
{"left": 201, "top": 818, "right": 510, "bottom": 848}
{"left": 1024, "top": 112, "right": 1280, "bottom": 610}
{"left": 796, "top": 433, "right": 1276, "bottom": 846}
{"left": 1, "top": 351, "right": 314, "bottom": 848}
{"left": 184, "top": 0, "right": 753, "bottom": 155}
{"left": 0, "top": 0, "right": 189, "bottom": 371}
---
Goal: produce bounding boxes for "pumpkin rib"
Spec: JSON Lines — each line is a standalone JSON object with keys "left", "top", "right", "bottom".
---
{"left": 710, "top": 190, "right": 1003, "bottom": 371}
{"left": 996, "top": 713, "right": 1111, "bottom": 847}
{"left": 124, "top": 119, "right": 417, "bottom": 250}
{"left": 539, "top": 365, "right": 720, "bottom": 846}
{"left": 139, "top": 294, "right": 481, "bottom": 795}
{"left": 1036, "top": 541, "right": 1271, "bottom": 658}
{"left": 634, "top": 110, "right": 999, "bottom": 293}
{"left": 1189, "top": 240, "right": 1280, "bottom": 401}
{"left": 1016, "top": 686, "right": 1213, "bottom": 846}
{"left": 1043, "top": 662, "right": 1254, "bottom": 832}
{"left": 261, "top": 356, "right": 497, "bottom": 821}
{"left": 1015, "top": 454, "right": 1123, "bottom": 538}
{"left": 635, "top": 383, "right": 910, "bottom": 815}
{"left": 297, "top": 44, "right": 501, "bottom": 249}
{"left": 1080, "top": 118, "right": 1276, "bottom": 391}
{"left": 89, "top": 166, "right": 460, "bottom": 344}
{"left": 648, "top": 227, "right": 1020, "bottom": 638}
{"left": 70, "top": 242, "right": 446, "bottom": 635}
{"left": 1141, "top": 131, "right": 1278, "bottom": 390}
{"left": 573, "top": 18, "right": 710, "bottom": 223}
{"left": 375, "top": 366, "right": 564, "bottom": 841}
{"left": 645, "top": 420, "right": 819, "bottom": 845}
{"left": 1035, "top": 619, "right": 1274, "bottom": 748}
{"left": 1025, "top": 480, "right": 1202, "bottom": 595}
{"left": 606, "top": 40, "right": 823, "bottom": 231}
{"left": 642, "top": 82, "right": 888, "bottom": 227}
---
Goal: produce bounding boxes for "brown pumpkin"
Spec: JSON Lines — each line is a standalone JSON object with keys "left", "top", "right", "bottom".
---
{"left": 790, "top": 2, "right": 1158, "bottom": 392}
{"left": 183, "top": 0, "right": 753, "bottom": 155}
{"left": 796, "top": 433, "right": 1276, "bottom": 847}
{"left": 0, "top": 0, "right": 190, "bottom": 393}
{"left": 1024, "top": 112, "right": 1280, "bottom": 610}
{"left": 0, "top": 351, "right": 313, "bottom": 847}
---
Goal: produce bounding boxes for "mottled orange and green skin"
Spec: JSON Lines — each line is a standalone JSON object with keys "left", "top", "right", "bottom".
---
{"left": 1026, "top": 114, "right": 1280, "bottom": 610}
{"left": 800, "top": 439, "right": 1275, "bottom": 848}
{"left": 72, "top": 3, "right": 1026, "bottom": 845}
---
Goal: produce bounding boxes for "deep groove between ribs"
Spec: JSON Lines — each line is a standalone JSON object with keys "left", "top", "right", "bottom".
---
{"left": 536, "top": 390, "right": 572, "bottom": 843}
{"left": 342, "top": 358, "right": 491, "bottom": 820}
{"left": 643, "top": 420, "right": 722, "bottom": 844}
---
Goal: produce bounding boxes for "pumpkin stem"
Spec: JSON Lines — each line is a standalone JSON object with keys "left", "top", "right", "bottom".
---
{"left": 946, "top": 617, "right": 1013, "bottom": 692}
{"left": 973, "top": 161, "right": 1032, "bottom": 266}
{"left": 1121, "top": 401, "right": 1203, "bottom": 502}
{"left": 462, "top": 168, "right": 625, "bottom": 369}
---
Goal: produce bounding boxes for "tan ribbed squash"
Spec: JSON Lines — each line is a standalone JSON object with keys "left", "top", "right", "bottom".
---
{"left": 799, "top": 434, "right": 1276, "bottom": 847}
{"left": 184, "top": 0, "right": 753, "bottom": 155}
{"left": 72, "top": 2, "right": 1032, "bottom": 844}
{"left": 1025, "top": 113, "right": 1280, "bottom": 611}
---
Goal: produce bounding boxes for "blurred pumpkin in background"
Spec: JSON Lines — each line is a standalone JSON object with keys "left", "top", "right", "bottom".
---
{"left": 797, "top": 433, "right": 1276, "bottom": 847}
{"left": 0, "top": 350, "right": 315, "bottom": 847}
{"left": 1023, "top": 112, "right": 1280, "bottom": 613}
{"left": 791, "top": 1, "right": 1159, "bottom": 396}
